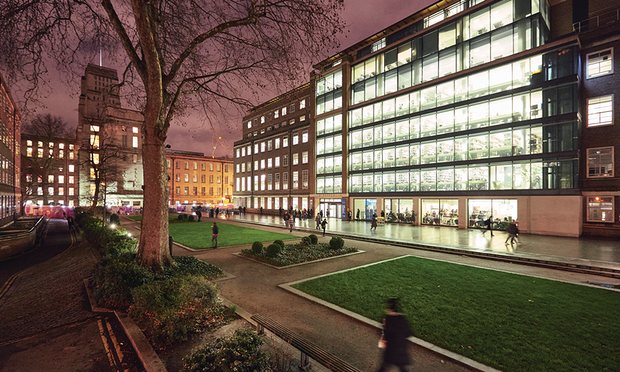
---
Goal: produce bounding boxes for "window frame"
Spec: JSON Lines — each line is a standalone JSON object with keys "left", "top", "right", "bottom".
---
{"left": 586, "top": 146, "right": 615, "bottom": 178}
{"left": 587, "top": 95, "right": 614, "bottom": 127}
{"left": 586, "top": 48, "right": 613, "bottom": 79}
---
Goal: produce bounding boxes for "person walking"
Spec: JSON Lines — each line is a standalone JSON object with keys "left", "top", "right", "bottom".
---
{"left": 196, "top": 206, "right": 202, "bottom": 222}
{"left": 371, "top": 215, "right": 378, "bottom": 231}
{"left": 356, "top": 208, "right": 360, "bottom": 220}
{"left": 482, "top": 215, "right": 494, "bottom": 237}
{"left": 505, "top": 220, "right": 519, "bottom": 245}
{"left": 211, "top": 222, "right": 219, "bottom": 248}
{"left": 320, "top": 218, "right": 328, "bottom": 237}
{"left": 315, "top": 213, "right": 322, "bottom": 230}
{"left": 377, "top": 298, "right": 412, "bottom": 372}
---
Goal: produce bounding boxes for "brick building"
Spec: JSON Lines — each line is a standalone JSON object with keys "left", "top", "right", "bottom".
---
{"left": 233, "top": 84, "right": 314, "bottom": 214}
{"left": 166, "top": 150, "right": 234, "bottom": 206}
{"left": 0, "top": 73, "right": 20, "bottom": 225}
{"left": 20, "top": 134, "right": 79, "bottom": 209}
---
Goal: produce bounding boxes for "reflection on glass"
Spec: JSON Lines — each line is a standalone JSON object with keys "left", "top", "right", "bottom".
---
{"left": 420, "top": 169, "right": 436, "bottom": 191}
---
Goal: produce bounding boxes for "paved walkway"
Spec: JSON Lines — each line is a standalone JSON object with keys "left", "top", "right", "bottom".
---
{"left": 122, "top": 216, "right": 620, "bottom": 371}
{"left": 226, "top": 214, "right": 620, "bottom": 269}
{"left": 0, "top": 219, "right": 112, "bottom": 371}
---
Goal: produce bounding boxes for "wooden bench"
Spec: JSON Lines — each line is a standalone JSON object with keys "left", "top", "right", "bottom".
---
{"left": 251, "top": 314, "right": 362, "bottom": 372}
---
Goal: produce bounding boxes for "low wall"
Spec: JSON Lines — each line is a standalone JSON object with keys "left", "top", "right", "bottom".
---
{"left": 0, "top": 217, "right": 47, "bottom": 261}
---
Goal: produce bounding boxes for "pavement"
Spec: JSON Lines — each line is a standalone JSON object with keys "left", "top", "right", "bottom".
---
{"left": 0, "top": 219, "right": 135, "bottom": 372}
{"left": 226, "top": 214, "right": 620, "bottom": 269}
{"left": 122, "top": 215, "right": 620, "bottom": 371}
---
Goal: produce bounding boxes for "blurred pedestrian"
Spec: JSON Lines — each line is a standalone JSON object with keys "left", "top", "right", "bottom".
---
{"left": 378, "top": 298, "right": 412, "bottom": 372}
{"left": 505, "top": 220, "right": 519, "bottom": 245}
{"left": 482, "top": 215, "right": 494, "bottom": 237}
{"left": 315, "top": 213, "right": 321, "bottom": 230}
{"left": 320, "top": 218, "right": 328, "bottom": 236}
{"left": 211, "top": 222, "right": 219, "bottom": 248}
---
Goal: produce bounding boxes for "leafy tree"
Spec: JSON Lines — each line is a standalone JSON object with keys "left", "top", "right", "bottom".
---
{"left": 1, "top": 0, "right": 343, "bottom": 270}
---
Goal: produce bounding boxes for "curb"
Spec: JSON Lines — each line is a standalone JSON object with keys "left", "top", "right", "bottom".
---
{"left": 277, "top": 257, "right": 500, "bottom": 372}
{"left": 83, "top": 279, "right": 167, "bottom": 372}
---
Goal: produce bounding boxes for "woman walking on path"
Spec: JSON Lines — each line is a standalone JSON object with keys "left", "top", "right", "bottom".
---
{"left": 211, "top": 222, "right": 219, "bottom": 248}
{"left": 378, "top": 298, "right": 412, "bottom": 372}
{"left": 315, "top": 213, "right": 322, "bottom": 230}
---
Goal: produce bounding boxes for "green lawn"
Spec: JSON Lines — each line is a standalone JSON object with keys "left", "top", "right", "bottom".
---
{"left": 293, "top": 256, "right": 620, "bottom": 371}
{"left": 169, "top": 221, "right": 294, "bottom": 249}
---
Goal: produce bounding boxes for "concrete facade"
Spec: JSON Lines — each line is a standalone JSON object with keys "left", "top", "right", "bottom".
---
{"left": 76, "top": 64, "right": 144, "bottom": 208}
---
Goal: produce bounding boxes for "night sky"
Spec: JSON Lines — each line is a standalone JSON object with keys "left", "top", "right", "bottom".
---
{"left": 16, "top": 0, "right": 433, "bottom": 157}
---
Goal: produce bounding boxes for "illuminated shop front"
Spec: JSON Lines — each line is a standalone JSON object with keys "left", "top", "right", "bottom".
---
{"left": 421, "top": 199, "right": 458, "bottom": 226}
{"left": 468, "top": 199, "right": 518, "bottom": 229}
{"left": 383, "top": 198, "right": 415, "bottom": 222}
{"left": 353, "top": 198, "right": 377, "bottom": 220}
{"left": 586, "top": 196, "right": 614, "bottom": 223}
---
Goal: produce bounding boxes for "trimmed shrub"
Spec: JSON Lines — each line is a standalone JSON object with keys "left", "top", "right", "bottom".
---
{"left": 164, "top": 256, "right": 223, "bottom": 280}
{"left": 308, "top": 234, "right": 318, "bottom": 245}
{"left": 109, "top": 213, "right": 120, "bottom": 224}
{"left": 182, "top": 328, "right": 271, "bottom": 372}
{"left": 273, "top": 239, "right": 285, "bottom": 248}
{"left": 93, "top": 254, "right": 154, "bottom": 309}
{"left": 129, "top": 275, "right": 226, "bottom": 346}
{"left": 187, "top": 214, "right": 195, "bottom": 222}
{"left": 300, "top": 236, "right": 312, "bottom": 246}
{"left": 178, "top": 213, "right": 188, "bottom": 221}
{"left": 329, "top": 236, "right": 345, "bottom": 250}
{"left": 265, "top": 243, "right": 282, "bottom": 258}
{"left": 251, "top": 241, "right": 264, "bottom": 255}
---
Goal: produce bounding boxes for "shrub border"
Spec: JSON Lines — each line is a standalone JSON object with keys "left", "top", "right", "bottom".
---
{"left": 234, "top": 249, "right": 365, "bottom": 270}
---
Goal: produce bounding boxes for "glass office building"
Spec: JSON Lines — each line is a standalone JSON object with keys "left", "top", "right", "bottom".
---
{"left": 313, "top": 0, "right": 586, "bottom": 236}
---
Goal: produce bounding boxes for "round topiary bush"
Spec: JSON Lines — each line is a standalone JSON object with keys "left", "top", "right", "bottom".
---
{"left": 308, "top": 234, "right": 318, "bottom": 245}
{"left": 273, "top": 239, "right": 285, "bottom": 248}
{"left": 188, "top": 214, "right": 195, "bottom": 222}
{"left": 251, "top": 241, "right": 264, "bottom": 255}
{"left": 329, "top": 236, "right": 345, "bottom": 250}
{"left": 300, "top": 236, "right": 312, "bottom": 246}
{"left": 265, "top": 243, "right": 282, "bottom": 258}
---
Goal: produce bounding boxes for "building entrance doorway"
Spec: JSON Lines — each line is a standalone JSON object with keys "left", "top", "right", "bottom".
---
{"left": 319, "top": 199, "right": 343, "bottom": 219}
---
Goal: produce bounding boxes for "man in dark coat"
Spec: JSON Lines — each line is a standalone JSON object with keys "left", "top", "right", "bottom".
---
{"left": 378, "top": 298, "right": 412, "bottom": 372}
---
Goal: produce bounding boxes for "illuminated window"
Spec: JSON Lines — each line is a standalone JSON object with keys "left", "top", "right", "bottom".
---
{"left": 587, "top": 196, "right": 614, "bottom": 222}
{"left": 27, "top": 147, "right": 33, "bottom": 157}
{"left": 587, "top": 95, "right": 613, "bottom": 127}
{"left": 282, "top": 107, "right": 287, "bottom": 116}
{"left": 90, "top": 125, "right": 100, "bottom": 132}
{"left": 58, "top": 175, "right": 65, "bottom": 183}
{"left": 260, "top": 116, "right": 265, "bottom": 124}
{"left": 587, "top": 49, "right": 613, "bottom": 79}
{"left": 69, "top": 165, "right": 75, "bottom": 173}
{"left": 302, "top": 130, "right": 309, "bottom": 143}
{"left": 293, "top": 153, "right": 299, "bottom": 165}
{"left": 300, "top": 99, "right": 306, "bottom": 109}
{"left": 69, "top": 176, "right": 74, "bottom": 184}
{"left": 132, "top": 136, "right": 138, "bottom": 148}
{"left": 132, "top": 127, "right": 138, "bottom": 134}
{"left": 27, "top": 140, "right": 32, "bottom": 146}
{"left": 247, "top": 121, "right": 252, "bottom": 128}
{"left": 302, "top": 151, "right": 309, "bottom": 164}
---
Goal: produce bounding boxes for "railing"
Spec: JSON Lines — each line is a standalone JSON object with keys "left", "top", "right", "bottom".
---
{"left": 573, "top": 8, "right": 620, "bottom": 33}
{"left": 0, "top": 217, "right": 47, "bottom": 261}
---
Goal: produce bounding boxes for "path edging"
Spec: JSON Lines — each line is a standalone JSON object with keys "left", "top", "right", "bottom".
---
{"left": 278, "top": 256, "right": 500, "bottom": 372}
{"left": 233, "top": 249, "right": 365, "bottom": 270}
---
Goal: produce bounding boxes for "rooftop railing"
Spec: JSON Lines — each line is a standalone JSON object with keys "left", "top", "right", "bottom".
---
{"left": 573, "top": 8, "right": 620, "bottom": 33}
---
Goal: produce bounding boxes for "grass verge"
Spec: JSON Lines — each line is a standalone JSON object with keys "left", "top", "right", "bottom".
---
{"left": 292, "top": 256, "right": 620, "bottom": 371}
{"left": 170, "top": 221, "right": 294, "bottom": 249}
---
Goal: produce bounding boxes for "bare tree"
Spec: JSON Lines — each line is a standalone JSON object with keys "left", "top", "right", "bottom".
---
{"left": 21, "top": 114, "right": 72, "bottom": 208}
{"left": 1, "top": 0, "right": 344, "bottom": 270}
{"left": 79, "top": 117, "right": 123, "bottom": 211}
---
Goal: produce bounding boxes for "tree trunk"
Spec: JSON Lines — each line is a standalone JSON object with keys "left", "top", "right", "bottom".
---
{"left": 137, "top": 117, "right": 171, "bottom": 270}
{"left": 91, "top": 179, "right": 100, "bottom": 210}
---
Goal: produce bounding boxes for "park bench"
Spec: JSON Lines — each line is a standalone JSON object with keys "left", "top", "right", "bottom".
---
{"left": 251, "top": 314, "right": 362, "bottom": 372}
